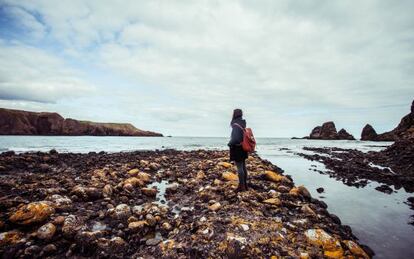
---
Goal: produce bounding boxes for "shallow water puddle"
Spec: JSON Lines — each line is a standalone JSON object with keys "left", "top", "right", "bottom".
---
{"left": 147, "top": 180, "right": 172, "bottom": 205}
{"left": 91, "top": 221, "right": 107, "bottom": 231}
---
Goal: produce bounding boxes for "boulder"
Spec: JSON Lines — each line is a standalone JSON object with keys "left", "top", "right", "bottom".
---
{"left": 71, "top": 186, "right": 101, "bottom": 201}
{"left": 37, "top": 223, "right": 56, "bottom": 240}
{"left": 222, "top": 172, "right": 238, "bottom": 181}
{"left": 289, "top": 185, "right": 311, "bottom": 199}
{"left": 301, "top": 205, "right": 316, "bottom": 217}
{"left": 123, "top": 177, "right": 144, "bottom": 188}
{"left": 208, "top": 202, "right": 221, "bottom": 211}
{"left": 111, "top": 204, "right": 131, "bottom": 220}
{"left": 128, "top": 220, "right": 148, "bottom": 233}
{"left": 42, "top": 244, "right": 57, "bottom": 255}
{"left": 137, "top": 172, "right": 151, "bottom": 184}
{"left": 127, "top": 168, "right": 140, "bottom": 176}
{"left": 9, "top": 201, "right": 55, "bottom": 225}
{"left": 343, "top": 240, "right": 369, "bottom": 259}
{"left": 262, "top": 198, "right": 281, "bottom": 206}
{"left": 102, "top": 184, "right": 113, "bottom": 198}
{"left": 0, "top": 231, "right": 24, "bottom": 247}
{"left": 304, "top": 229, "right": 344, "bottom": 258}
{"left": 141, "top": 187, "right": 157, "bottom": 197}
{"left": 265, "top": 170, "right": 290, "bottom": 183}
{"left": 218, "top": 162, "right": 233, "bottom": 169}
{"left": 62, "top": 215, "right": 82, "bottom": 238}
{"left": 46, "top": 194, "right": 72, "bottom": 211}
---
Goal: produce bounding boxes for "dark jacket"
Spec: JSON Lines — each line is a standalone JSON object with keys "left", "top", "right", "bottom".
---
{"left": 228, "top": 117, "right": 248, "bottom": 162}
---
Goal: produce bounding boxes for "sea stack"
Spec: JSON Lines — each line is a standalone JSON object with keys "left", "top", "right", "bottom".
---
{"left": 308, "top": 121, "right": 355, "bottom": 140}
{"left": 361, "top": 124, "right": 378, "bottom": 141}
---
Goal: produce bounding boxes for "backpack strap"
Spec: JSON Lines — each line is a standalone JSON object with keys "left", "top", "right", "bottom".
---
{"left": 232, "top": 123, "right": 245, "bottom": 131}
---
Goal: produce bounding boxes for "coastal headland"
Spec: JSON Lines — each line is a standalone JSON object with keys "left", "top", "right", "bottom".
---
{"left": 0, "top": 150, "right": 371, "bottom": 258}
{"left": 0, "top": 108, "right": 162, "bottom": 137}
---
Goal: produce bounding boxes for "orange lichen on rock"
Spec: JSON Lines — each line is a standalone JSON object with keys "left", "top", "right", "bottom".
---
{"left": 9, "top": 201, "right": 55, "bottom": 225}
{"left": 222, "top": 172, "right": 238, "bottom": 181}
{"left": 123, "top": 177, "right": 144, "bottom": 188}
{"left": 263, "top": 198, "right": 281, "bottom": 206}
{"left": 137, "top": 172, "right": 151, "bottom": 183}
{"left": 127, "top": 168, "right": 140, "bottom": 176}
{"left": 289, "top": 185, "right": 311, "bottom": 198}
{"left": 0, "top": 231, "right": 24, "bottom": 247}
{"left": 304, "top": 229, "right": 344, "bottom": 259}
{"left": 343, "top": 240, "right": 370, "bottom": 259}
{"left": 218, "top": 161, "right": 233, "bottom": 169}
{"left": 265, "top": 170, "right": 289, "bottom": 183}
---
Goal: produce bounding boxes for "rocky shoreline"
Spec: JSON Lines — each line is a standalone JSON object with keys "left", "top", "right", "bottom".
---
{"left": 297, "top": 140, "right": 414, "bottom": 194}
{"left": 0, "top": 150, "right": 371, "bottom": 258}
{"left": 297, "top": 140, "right": 414, "bottom": 226}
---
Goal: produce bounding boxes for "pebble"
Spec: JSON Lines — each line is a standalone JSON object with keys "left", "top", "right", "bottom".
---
{"left": 36, "top": 223, "right": 56, "bottom": 240}
{"left": 146, "top": 238, "right": 161, "bottom": 246}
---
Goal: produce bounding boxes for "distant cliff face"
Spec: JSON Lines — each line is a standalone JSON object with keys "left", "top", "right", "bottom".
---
{"left": 0, "top": 108, "right": 163, "bottom": 136}
{"left": 361, "top": 99, "right": 414, "bottom": 141}
{"left": 307, "top": 121, "right": 355, "bottom": 140}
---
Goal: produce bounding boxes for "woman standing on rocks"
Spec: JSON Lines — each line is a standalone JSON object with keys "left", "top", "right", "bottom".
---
{"left": 228, "top": 108, "right": 249, "bottom": 191}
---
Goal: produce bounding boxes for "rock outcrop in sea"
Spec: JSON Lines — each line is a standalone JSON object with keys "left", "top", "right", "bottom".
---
{"left": 0, "top": 150, "right": 371, "bottom": 258}
{"left": 306, "top": 121, "right": 355, "bottom": 140}
{"left": 298, "top": 138, "right": 414, "bottom": 193}
{"left": 361, "top": 124, "right": 378, "bottom": 141}
{"left": 0, "top": 108, "right": 162, "bottom": 136}
{"left": 360, "top": 99, "right": 414, "bottom": 141}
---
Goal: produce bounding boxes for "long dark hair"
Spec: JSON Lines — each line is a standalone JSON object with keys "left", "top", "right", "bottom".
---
{"left": 230, "top": 108, "right": 243, "bottom": 125}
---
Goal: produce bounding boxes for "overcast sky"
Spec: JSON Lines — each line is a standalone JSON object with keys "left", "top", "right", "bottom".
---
{"left": 0, "top": 0, "right": 413, "bottom": 137}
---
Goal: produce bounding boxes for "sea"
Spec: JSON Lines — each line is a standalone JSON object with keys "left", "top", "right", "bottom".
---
{"left": 0, "top": 136, "right": 413, "bottom": 258}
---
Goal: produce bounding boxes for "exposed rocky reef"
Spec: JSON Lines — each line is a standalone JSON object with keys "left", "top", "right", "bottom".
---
{"left": 361, "top": 99, "right": 414, "bottom": 141}
{"left": 305, "top": 121, "right": 355, "bottom": 140}
{"left": 0, "top": 150, "right": 371, "bottom": 258}
{"left": 297, "top": 139, "right": 414, "bottom": 193}
{"left": 0, "top": 108, "right": 162, "bottom": 136}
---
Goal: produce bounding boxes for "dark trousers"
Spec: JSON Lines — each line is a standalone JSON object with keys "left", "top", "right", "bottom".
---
{"left": 235, "top": 160, "right": 248, "bottom": 188}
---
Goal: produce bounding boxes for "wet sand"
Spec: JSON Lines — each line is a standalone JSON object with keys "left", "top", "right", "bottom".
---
{"left": 0, "top": 149, "right": 371, "bottom": 258}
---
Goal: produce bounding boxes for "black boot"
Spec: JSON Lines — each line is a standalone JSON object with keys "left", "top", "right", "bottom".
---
{"left": 236, "top": 183, "right": 246, "bottom": 192}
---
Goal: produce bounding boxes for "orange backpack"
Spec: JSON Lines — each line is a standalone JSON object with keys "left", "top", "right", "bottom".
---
{"left": 233, "top": 123, "right": 256, "bottom": 152}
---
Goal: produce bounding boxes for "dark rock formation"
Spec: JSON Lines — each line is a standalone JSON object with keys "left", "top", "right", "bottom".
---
{"left": 412, "top": 99, "right": 414, "bottom": 113}
{"left": 361, "top": 124, "right": 378, "bottom": 141}
{"left": 298, "top": 138, "right": 414, "bottom": 193}
{"left": 320, "top": 122, "right": 337, "bottom": 139}
{"left": 0, "top": 108, "right": 163, "bottom": 136}
{"left": 361, "top": 99, "right": 414, "bottom": 141}
{"left": 337, "top": 129, "right": 355, "bottom": 140}
{"left": 308, "top": 121, "right": 355, "bottom": 140}
{"left": 309, "top": 126, "right": 322, "bottom": 139}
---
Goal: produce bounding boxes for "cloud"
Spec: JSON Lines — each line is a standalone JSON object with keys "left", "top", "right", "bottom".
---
{"left": 0, "top": 1, "right": 413, "bottom": 136}
{"left": 0, "top": 41, "right": 95, "bottom": 103}
{"left": 0, "top": 5, "right": 46, "bottom": 40}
